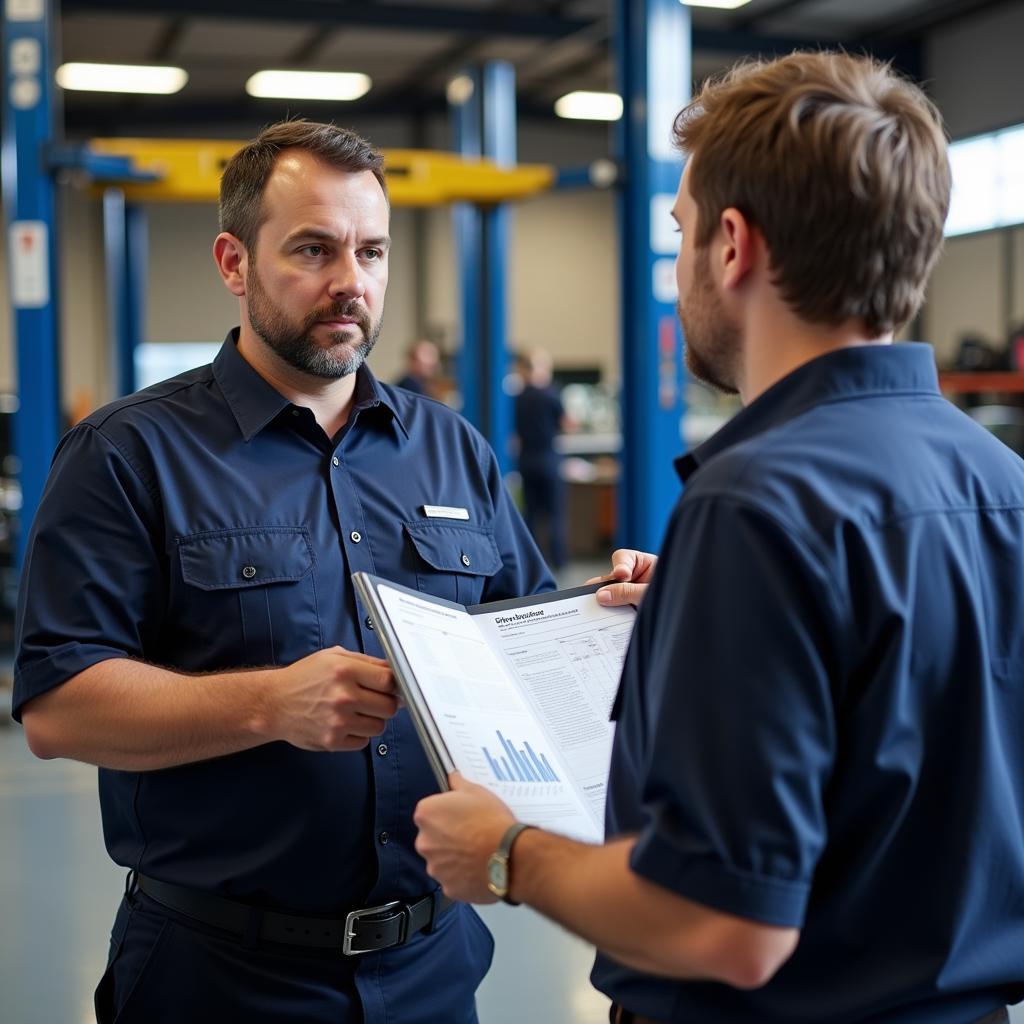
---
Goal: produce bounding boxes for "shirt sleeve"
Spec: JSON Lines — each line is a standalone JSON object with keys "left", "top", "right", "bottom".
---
{"left": 627, "top": 494, "right": 843, "bottom": 928}
{"left": 12, "top": 424, "right": 166, "bottom": 721}
{"left": 478, "top": 438, "right": 555, "bottom": 601}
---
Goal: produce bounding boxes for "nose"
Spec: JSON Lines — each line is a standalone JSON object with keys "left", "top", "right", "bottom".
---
{"left": 327, "top": 253, "right": 366, "bottom": 302}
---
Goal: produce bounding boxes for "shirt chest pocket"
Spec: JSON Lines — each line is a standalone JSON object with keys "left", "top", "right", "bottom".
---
{"left": 403, "top": 521, "right": 502, "bottom": 606}
{"left": 176, "top": 527, "right": 321, "bottom": 668}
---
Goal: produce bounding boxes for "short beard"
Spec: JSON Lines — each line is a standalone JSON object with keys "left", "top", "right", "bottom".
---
{"left": 678, "top": 247, "right": 741, "bottom": 396}
{"left": 246, "top": 261, "right": 382, "bottom": 380}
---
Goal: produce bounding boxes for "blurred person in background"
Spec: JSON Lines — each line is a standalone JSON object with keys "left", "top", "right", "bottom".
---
{"left": 514, "top": 347, "right": 571, "bottom": 571}
{"left": 394, "top": 338, "right": 441, "bottom": 397}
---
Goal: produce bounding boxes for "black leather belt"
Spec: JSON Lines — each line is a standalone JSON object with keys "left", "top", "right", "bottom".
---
{"left": 136, "top": 873, "right": 453, "bottom": 955}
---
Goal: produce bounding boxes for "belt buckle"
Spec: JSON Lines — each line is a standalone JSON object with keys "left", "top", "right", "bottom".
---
{"left": 343, "top": 900, "right": 405, "bottom": 956}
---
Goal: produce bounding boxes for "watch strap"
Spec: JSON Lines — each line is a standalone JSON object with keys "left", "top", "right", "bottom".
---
{"left": 496, "top": 821, "right": 533, "bottom": 906}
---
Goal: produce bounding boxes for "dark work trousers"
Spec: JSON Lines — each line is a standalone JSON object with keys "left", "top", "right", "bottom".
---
{"left": 521, "top": 464, "right": 567, "bottom": 570}
{"left": 95, "top": 889, "right": 488, "bottom": 1024}
{"left": 94, "top": 892, "right": 363, "bottom": 1023}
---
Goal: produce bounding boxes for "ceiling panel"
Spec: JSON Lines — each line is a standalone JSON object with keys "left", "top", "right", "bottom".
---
{"left": 564, "top": 0, "right": 608, "bottom": 15}
{"left": 474, "top": 35, "right": 556, "bottom": 63}
{"left": 175, "top": 19, "right": 313, "bottom": 61}
{"left": 375, "top": 0, "right": 503, "bottom": 7}
{"left": 61, "top": 13, "right": 171, "bottom": 62}
{"left": 756, "top": 0, "right": 934, "bottom": 35}
{"left": 516, "top": 30, "right": 609, "bottom": 85}
{"left": 314, "top": 27, "right": 463, "bottom": 63}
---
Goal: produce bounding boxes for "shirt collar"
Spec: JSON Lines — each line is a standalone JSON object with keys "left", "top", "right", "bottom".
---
{"left": 675, "top": 342, "right": 941, "bottom": 483}
{"left": 213, "top": 328, "right": 410, "bottom": 442}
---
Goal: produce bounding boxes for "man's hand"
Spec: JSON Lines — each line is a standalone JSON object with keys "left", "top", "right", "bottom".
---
{"left": 265, "top": 647, "right": 399, "bottom": 752}
{"left": 587, "top": 548, "right": 658, "bottom": 607}
{"left": 414, "top": 773, "right": 518, "bottom": 903}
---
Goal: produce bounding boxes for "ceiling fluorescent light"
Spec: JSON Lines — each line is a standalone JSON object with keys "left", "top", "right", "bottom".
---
{"left": 56, "top": 62, "right": 188, "bottom": 95}
{"left": 246, "top": 71, "right": 371, "bottom": 102}
{"left": 555, "top": 91, "right": 623, "bottom": 122}
{"left": 679, "top": 0, "right": 753, "bottom": 9}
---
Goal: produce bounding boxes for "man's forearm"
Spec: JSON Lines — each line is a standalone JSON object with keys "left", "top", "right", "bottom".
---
{"left": 510, "top": 832, "right": 798, "bottom": 988}
{"left": 21, "top": 658, "right": 276, "bottom": 771}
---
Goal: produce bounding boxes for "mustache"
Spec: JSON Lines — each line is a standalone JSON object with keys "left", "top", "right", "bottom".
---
{"left": 303, "top": 300, "right": 371, "bottom": 332}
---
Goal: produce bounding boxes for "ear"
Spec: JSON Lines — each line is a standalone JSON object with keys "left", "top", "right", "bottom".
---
{"left": 717, "top": 208, "right": 755, "bottom": 291}
{"left": 213, "top": 232, "right": 248, "bottom": 297}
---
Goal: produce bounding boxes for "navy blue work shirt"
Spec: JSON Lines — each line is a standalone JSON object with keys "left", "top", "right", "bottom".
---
{"left": 595, "top": 344, "right": 1024, "bottom": 1023}
{"left": 14, "top": 331, "right": 553, "bottom": 1018}
{"left": 514, "top": 384, "right": 564, "bottom": 474}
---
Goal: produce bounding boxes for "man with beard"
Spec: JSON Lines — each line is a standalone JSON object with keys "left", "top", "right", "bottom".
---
{"left": 413, "top": 52, "right": 1024, "bottom": 1024}
{"left": 13, "top": 120, "right": 552, "bottom": 1024}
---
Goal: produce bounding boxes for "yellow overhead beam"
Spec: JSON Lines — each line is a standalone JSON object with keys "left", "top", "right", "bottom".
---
{"left": 87, "top": 138, "right": 554, "bottom": 206}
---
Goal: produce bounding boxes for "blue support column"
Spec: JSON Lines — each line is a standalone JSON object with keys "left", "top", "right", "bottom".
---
{"left": 615, "top": 0, "right": 691, "bottom": 554}
{"left": 450, "top": 62, "right": 516, "bottom": 473}
{"left": 450, "top": 68, "right": 484, "bottom": 428}
{"left": 2, "top": 0, "right": 62, "bottom": 567}
{"left": 481, "top": 60, "right": 515, "bottom": 475}
{"left": 125, "top": 203, "right": 148, "bottom": 395}
{"left": 103, "top": 188, "right": 146, "bottom": 396}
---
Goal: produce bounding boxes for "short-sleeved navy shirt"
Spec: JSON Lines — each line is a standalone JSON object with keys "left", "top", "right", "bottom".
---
{"left": 14, "top": 332, "right": 553, "bottom": 1020}
{"left": 595, "top": 344, "right": 1024, "bottom": 1023}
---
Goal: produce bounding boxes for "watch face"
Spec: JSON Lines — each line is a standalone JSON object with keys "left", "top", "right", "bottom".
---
{"left": 487, "top": 855, "right": 508, "bottom": 895}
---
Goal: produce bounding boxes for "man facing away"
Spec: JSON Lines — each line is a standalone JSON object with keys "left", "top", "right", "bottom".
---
{"left": 414, "top": 53, "right": 1024, "bottom": 1024}
{"left": 13, "top": 120, "right": 552, "bottom": 1024}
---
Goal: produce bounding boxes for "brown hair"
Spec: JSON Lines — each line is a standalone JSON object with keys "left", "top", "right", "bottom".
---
{"left": 219, "top": 119, "right": 387, "bottom": 253}
{"left": 673, "top": 51, "right": 951, "bottom": 337}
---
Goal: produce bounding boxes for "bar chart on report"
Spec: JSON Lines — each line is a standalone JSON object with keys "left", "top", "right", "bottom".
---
{"left": 483, "top": 730, "right": 560, "bottom": 783}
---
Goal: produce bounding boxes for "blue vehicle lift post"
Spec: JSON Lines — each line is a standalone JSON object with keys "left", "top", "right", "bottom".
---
{"left": 451, "top": 60, "right": 517, "bottom": 474}
{"left": 2, "top": 0, "right": 63, "bottom": 567}
{"left": 615, "top": 0, "right": 691, "bottom": 554}
{"left": 102, "top": 187, "right": 147, "bottom": 398}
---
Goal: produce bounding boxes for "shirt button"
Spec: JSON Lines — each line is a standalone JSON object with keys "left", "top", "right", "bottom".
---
{"left": 332, "top": 456, "right": 340, "bottom": 467}
{"left": 378, "top": 831, "right": 389, "bottom": 846}
{"left": 291, "top": 408, "right": 299, "bottom": 417}
{"left": 461, "top": 553, "right": 471, "bottom": 567}
{"left": 350, "top": 530, "right": 362, "bottom": 543}
{"left": 365, "top": 615, "right": 375, "bottom": 630}
{"left": 241, "top": 565, "right": 256, "bottom": 579}
{"left": 377, "top": 743, "right": 388, "bottom": 756}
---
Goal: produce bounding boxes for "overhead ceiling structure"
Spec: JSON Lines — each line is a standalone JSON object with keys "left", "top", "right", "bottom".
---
{"left": 57, "top": 0, "right": 1015, "bottom": 138}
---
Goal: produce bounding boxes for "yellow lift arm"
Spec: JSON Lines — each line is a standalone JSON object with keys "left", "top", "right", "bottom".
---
{"left": 88, "top": 138, "right": 554, "bottom": 206}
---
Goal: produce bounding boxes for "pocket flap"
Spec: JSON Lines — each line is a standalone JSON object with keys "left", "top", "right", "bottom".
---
{"left": 404, "top": 521, "right": 502, "bottom": 577}
{"left": 178, "top": 527, "right": 314, "bottom": 591}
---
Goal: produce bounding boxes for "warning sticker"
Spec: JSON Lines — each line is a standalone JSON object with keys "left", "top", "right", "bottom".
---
{"left": 9, "top": 221, "right": 49, "bottom": 308}
{"left": 5, "top": 0, "right": 44, "bottom": 22}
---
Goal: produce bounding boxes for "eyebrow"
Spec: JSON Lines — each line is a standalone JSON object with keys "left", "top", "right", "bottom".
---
{"left": 283, "top": 228, "right": 391, "bottom": 248}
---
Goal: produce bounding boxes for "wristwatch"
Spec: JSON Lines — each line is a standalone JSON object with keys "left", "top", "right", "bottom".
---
{"left": 487, "top": 822, "right": 533, "bottom": 905}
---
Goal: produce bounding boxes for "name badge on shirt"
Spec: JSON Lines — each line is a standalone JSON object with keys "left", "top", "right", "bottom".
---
{"left": 422, "top": 504, "right": 470, "bottom": 521}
